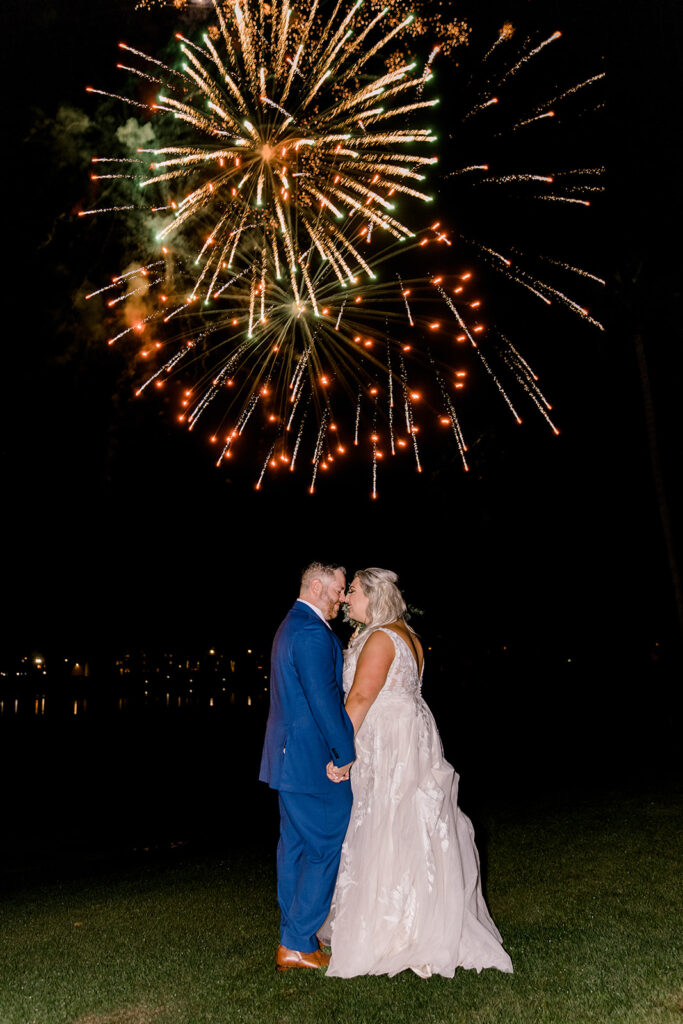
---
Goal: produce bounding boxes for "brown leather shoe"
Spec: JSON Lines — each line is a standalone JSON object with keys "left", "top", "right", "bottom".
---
{"left": 276, "top": 944, "right": 331, "bottom": 971}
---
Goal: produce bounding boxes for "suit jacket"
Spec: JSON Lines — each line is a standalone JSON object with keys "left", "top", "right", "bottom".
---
{"left": 259, "top": 601, "right": 355, "bottom": 795}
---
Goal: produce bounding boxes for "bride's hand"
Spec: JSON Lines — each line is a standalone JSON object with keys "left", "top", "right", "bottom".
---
{"left": 326, "top": 760, "right": 351, "bottom": 782}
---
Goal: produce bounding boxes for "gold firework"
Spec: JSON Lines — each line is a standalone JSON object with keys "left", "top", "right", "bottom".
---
{"left": 97, "top": 0, "right": 442, "bottom": 316}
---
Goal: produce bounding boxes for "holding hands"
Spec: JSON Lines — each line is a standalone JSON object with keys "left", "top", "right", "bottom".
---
{"left": 327, "top": 760, "right": 353, "bottom": 783}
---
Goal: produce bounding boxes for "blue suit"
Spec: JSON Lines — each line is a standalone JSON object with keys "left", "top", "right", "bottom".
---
{"left": 260, "top": 601, "right": 355, "bottom": 952}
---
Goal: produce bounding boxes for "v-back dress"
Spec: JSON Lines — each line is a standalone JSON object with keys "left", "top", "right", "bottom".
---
{"left": 320, "top": 626, "right": 513, "bottom": 978}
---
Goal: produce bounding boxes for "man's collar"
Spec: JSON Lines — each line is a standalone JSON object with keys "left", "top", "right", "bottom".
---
{"left": 296, "top": 598, "right": 331, "bottom": 628}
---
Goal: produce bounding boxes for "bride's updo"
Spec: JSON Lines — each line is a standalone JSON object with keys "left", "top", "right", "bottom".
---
{"left": 353, "top": 567, "right": 409, "bottom": 630}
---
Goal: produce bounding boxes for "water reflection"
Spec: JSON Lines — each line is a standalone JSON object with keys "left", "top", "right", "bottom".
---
{"left": 0, "top": 686, "right": 263, "bottom": 718}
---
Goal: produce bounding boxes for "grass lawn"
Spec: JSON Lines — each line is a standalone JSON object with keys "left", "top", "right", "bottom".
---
{"left": 0, "top": 790, "right": 680, "bottom": 1024}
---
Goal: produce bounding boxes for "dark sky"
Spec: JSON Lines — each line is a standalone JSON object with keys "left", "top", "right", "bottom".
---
{"left": 3, "top": 0, "right": 681, "bottom": 670}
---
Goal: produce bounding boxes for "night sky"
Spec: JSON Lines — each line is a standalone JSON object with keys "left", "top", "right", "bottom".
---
{"left": 3, "top": 0, "right": 681, "bottom": 685}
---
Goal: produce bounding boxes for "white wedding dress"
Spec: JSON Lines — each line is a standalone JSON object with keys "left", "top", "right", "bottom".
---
{"left": 320, "top": 627, "right": 513, "bottom": 979}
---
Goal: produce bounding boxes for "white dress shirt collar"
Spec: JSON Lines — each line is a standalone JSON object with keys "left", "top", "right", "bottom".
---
{"left": 296, "top": 598, "right": 331, "bottom": 628}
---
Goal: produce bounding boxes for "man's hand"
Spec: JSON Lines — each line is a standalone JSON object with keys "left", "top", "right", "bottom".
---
{"left": 326, "top": 760, "right": 353, "bottom": 782}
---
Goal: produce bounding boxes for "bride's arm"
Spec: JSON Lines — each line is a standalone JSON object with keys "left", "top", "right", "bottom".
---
{"left": 344, "top": 631, "right": 395, "bottom": 735}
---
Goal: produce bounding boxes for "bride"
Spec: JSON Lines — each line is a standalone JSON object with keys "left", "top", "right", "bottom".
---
{"left": 319, "top": 568, "right": 513, "bottom": 979}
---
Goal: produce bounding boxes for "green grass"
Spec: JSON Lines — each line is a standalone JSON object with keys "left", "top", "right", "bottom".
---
{"left": 1, "top": 792, "right": 681, "bottom": 1024}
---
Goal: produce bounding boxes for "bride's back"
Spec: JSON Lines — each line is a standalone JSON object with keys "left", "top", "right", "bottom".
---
{"left": 344, "top": 623, "right": 423, "bottom": 699}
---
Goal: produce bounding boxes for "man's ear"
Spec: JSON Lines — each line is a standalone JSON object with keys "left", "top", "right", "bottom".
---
{"left": 310, "top": 578, "right": 322, "bottom": 598}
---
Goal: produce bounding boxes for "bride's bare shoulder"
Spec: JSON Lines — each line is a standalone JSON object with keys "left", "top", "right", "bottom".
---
{"left": 356, "top": 627, "right": 395, "bottom": 660}
{"left": 381, "top": 621, "right": 424, "bottom": 667}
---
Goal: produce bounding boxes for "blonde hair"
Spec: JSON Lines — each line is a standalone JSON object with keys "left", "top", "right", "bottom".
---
{"left": 353, "top": 567, "right": 412, "bottom": 632}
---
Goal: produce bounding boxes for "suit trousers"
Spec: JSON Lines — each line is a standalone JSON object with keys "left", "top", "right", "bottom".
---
{"left": 277, "top": 785, "right": 353, "bottom": 952}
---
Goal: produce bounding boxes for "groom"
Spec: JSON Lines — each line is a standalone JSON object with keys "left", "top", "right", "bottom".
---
{"left": 259, "top": 562, "right": 355, "bottom": 971}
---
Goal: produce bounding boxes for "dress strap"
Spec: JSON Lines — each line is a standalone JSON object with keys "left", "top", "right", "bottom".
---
{"left": 377, "top": 625, "right": 423, "bottom": 675}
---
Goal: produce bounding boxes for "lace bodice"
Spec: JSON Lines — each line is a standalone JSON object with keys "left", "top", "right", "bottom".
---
{"left": 343, "top": 626, "right": 423, "bottom": 699}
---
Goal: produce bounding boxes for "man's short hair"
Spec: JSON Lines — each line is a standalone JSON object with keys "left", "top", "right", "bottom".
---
{"left": 300, "top": 562, "right": 346, "bottom": 591}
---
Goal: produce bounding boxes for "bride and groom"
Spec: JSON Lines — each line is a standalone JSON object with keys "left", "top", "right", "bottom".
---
{"left": 259, "top": 561, "right": 513, "bottom": 978}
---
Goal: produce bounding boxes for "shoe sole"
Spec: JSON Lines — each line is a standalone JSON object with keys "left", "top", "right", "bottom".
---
{"left": 276, "top": 964, "right": 324, "bottom": 971}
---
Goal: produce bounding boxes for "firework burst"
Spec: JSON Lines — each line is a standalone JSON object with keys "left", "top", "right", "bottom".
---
{"left": 86, "top": 0, "right": 441, "bottom": 317}
{"left": 83, "top": 3, "right": 604, "bottom": 494}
